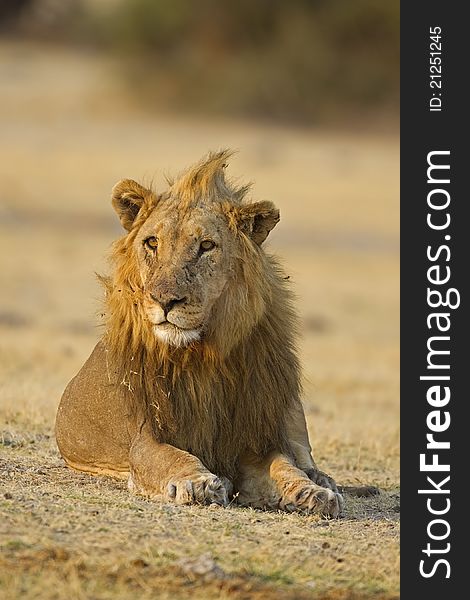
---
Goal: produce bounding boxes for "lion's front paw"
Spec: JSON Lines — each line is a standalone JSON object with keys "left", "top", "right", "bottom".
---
{"left": 166, "top": 474, "right": 232, "bottom": 507}
{"left": 305, "top": 468, "right": 339, "bottom": 494}
{"left": 280, "top": 481, "right": 344, "bottom": 518}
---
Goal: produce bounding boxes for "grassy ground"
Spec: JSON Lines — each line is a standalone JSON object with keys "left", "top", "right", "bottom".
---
{"left": 0, "top": 41, "right": 399, "bottom": 598}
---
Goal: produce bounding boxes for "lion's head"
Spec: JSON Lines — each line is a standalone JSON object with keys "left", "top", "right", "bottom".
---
{"left": 107, "top": 150, "right": 280, "bottom": 354}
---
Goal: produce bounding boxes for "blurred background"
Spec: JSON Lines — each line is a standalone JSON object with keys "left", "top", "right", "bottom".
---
{"left": 0, "top": 0, "right": 399, "bottom": 483}
{"left": 1, "top": 0, "right": 399, "bottom": 125}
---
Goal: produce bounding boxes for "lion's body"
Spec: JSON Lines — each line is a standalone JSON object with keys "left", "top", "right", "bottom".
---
{"left": 55, "top": 151, "right": 343, "bottom": 516}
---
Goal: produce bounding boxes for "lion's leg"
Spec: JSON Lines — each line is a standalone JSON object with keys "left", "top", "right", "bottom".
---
{"left": 286, "top": 399, "right": 340, "bottom": 493}
{"left": 128, "top": 424, "right": 231, "bottom": 506}
{"left": 235, "top": 451, "right": 343, "bottom": 518}
{"left": 287, "top": 401, "right": 379, "bottom": 498}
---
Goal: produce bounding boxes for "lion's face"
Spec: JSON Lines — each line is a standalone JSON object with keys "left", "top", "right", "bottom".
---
{"left": 110, "top": 151, "right": 280, "bottom": 349}
{"left": 135, "top": 204, "right": 236, "bottom": 347}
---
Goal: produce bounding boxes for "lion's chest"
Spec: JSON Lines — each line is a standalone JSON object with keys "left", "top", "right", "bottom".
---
{"left": 153, "top": 375, "right": 285, "bottom": 479}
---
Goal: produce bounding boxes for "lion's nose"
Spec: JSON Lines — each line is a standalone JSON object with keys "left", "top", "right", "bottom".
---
{"left": 150, "top": 293, "right": 187, "bottom": 316}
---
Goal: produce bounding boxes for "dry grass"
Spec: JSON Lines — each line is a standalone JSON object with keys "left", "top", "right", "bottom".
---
{"left": 0, "top": 40, "right": 399, "bottom": 598}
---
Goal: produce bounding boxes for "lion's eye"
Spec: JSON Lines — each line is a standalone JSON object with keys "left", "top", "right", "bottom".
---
{"left": 144, "top": 236, "right": 158, "bottom": 250}
{"left": 200, "top": 240, "right": 216, "bottom": 252}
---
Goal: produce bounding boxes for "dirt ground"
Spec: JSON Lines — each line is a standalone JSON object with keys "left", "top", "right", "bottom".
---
{"left": 0, "top": 41, "right": 399, "bottom": 599}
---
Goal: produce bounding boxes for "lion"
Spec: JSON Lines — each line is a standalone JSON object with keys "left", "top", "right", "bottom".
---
{"left": 55, "top": 150, "right": 344, "bottom": 517}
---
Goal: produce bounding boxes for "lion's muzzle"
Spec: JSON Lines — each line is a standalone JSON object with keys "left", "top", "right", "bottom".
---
{"left": 150, "top": 292, "right": 187, "bottom": 316}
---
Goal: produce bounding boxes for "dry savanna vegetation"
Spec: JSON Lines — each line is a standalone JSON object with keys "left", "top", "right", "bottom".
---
{"left": 0, "top": 40, "right": 399, "bottom": 598}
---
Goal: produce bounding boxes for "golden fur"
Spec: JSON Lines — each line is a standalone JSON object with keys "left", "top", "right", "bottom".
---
{"left": 100, "top": 151, "right": 299, "bottom": 479}
{"left": 55, "top": 150, "right": 344, "bottom": 517}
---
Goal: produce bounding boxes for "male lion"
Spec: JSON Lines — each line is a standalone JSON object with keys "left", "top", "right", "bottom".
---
{"left": 55, "top": 150, "right": 343, "bottom": 517}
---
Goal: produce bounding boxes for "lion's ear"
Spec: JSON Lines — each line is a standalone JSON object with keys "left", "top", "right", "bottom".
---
{"left": 111, "top": 179, "right": 152, "bottom": 231}
{"left": 237, "top": 201, "right": 280, "bottom": 245}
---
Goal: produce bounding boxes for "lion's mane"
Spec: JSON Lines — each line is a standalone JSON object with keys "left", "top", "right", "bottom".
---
{"left": 99, "top": 151, "right": 301, "bottom": 479}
